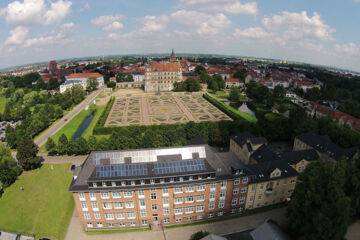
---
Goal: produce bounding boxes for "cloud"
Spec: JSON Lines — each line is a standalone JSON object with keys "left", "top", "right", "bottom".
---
{"left": 233, "top": 27, "right": 271, "bottom": 39}
{"left": 262, "top": 11, "right": 335, "bottom": 42}
{"left": 171, "top": 10, "right": 231, "bottom": 35}
{"left": 91, "top": 14, "right": 124, "bottom": 26}
{"left": 5, "top": 26, "right": 29, "bottom": 45}
{"left": 1, "top": 0, "right": 72, "bottom": 26}
{"left": 335, "top": 43, "right": 360, "bottom": 56}
{"left": 177, "top": 0, "right": 258, "bottom": 15}
{"left": 140, "top": 15, "right": 170, "bottom": 32}
{"left": 103, "top": 21, "right": 123, "bottom": 31}
{"left": 23, "top": 22, "right": 75, "bottom": 48}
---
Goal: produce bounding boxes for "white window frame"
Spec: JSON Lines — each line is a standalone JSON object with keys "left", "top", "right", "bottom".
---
{"left": 116, "top": 212, "right": 125, "bottom": 220}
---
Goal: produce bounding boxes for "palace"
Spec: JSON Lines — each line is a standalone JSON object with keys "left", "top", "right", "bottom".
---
{"left": 144, "top": 50, "right": 182, "bottom": 92}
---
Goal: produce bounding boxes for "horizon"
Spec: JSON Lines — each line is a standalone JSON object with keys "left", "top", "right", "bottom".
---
{"left": 0, "top": 0, "right": 360, "bottom": 71}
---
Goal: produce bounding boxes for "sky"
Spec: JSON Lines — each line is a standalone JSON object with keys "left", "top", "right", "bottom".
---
{"left": 0, "top": 0, "right": 360, "bottom": 71}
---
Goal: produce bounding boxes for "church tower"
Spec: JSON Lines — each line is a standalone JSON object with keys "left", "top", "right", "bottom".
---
{"left": 170, "top": 49, "right": 176, "bottom": 62}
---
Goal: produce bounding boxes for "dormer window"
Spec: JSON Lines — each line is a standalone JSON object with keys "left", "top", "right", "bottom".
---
{"left": 189, "top": 176, "right": 193, "bottom": 181}
{"left": 141, "top": 180, "right": 145, "bottom": 185}
{"left": 160, "top": 179, "right": 165, "bottom": 184}
{"left": 151, "top": 179, "right": 155, "bottom": 184}
{"left": 179, "top": 177, "right": 184, "bottom": 182}
{"left": 131, "top": 181, "right": 135, "bottom": 186}
{"left": 121, "top": 181, "right": 126, "bottom": 186}
{"left": 170, "top": 178, "right": 174, "bottom": 183}
{"left": 198, "top": 175, "right": 202, "bottom": 180}
{"left": 111, "top": 182, "right": 116, "bottom": 187}
{"left": 102, "top": 182, "right": 107, "bottom": 187}
{"left": 93, "top": 182, "right": 97, "bottom": 187}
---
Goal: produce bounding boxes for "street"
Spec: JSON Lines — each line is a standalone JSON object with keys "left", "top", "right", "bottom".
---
{"left": 34, "top": 88, "right": 104, "bottom": 147}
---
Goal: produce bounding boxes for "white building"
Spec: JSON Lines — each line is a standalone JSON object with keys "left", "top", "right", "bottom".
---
{"left": 132, "top": 73, "right": 145, "bottom": 82}
{"left": 60, "top": 73, "right": 104, "bottom": 93}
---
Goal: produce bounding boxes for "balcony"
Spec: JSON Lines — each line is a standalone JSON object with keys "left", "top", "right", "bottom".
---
{"left": 265, "top": 188, "right": 274, "bottom": 195}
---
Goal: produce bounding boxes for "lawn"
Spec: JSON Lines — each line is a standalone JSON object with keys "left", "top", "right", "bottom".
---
{"left": 0, "top": 164, "right": 74, "bottom": 240}
{"left": 82, "top": 104, "right": 106, "bottom": 139}
{"left": 0, "top": 95, "right": 7, "bottom": 114}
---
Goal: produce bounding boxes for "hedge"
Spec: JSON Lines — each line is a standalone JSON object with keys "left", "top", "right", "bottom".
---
{"left": 93, "top": 96, "right": 115, "bottom": 135}
{"left": 203, "top": 94, "right": 257, "bottom": 123}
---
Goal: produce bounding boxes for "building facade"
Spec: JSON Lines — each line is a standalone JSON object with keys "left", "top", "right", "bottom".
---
{"left": 60, "top": 73, "right": 104, "bottom": 93}
{"left": 144, "top": 62, "right": 182, "bottom": 92}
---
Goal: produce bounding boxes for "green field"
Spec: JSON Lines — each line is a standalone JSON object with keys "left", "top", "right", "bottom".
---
{"left": 82, "top": 104, "right": 106, "bottom": 139}
{"left": 0, "top": 96, "right": 7, "bottom": 114}
{"left": 0, "top": 164, "right": 74, "bottom": 240}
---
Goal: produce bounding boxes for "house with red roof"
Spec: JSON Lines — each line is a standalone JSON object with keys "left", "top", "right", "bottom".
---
{"left": 60, "top": 72, "right": 104, "bottom": 93}
{"left": 225, "top": 77, "right": 243, "bottom": 88}
{"left": 293, "top": 80, "right": 314, "bottom": 92}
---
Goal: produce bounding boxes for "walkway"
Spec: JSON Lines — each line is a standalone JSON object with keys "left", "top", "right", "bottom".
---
{"left": 40, "top": 155, "right": 87, "bottom": 165}
{"left": 64, "top": 208, "right": 287, "bottom": 240}
{"left": 34, "top": 88, "right": 104, "bottom": 147}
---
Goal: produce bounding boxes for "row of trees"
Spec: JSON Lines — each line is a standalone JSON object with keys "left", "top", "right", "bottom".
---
{"left": 173, "top": 78, "right": 201, "bottom": 92}
{"left": 288, "top": 158, "right": 360, "bottom": 240}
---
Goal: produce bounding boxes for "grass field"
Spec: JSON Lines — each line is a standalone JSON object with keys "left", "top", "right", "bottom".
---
{"left": 82, "top": 104, "right": 106, "bottom": 139}
{"left": 0, "top": 164, "right": 74, "bottom": 240}
{"left": 0, "top": 95, "right": 7, "bottom": 114}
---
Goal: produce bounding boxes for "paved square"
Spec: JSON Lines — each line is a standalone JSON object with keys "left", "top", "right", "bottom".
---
{"left": 105, "top": 93, "right": 231, "bottom": 127}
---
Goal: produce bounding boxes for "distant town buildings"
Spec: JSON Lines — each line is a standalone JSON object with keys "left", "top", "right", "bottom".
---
{"left": 60, "top": 72, "right": 104, "bottom": 93}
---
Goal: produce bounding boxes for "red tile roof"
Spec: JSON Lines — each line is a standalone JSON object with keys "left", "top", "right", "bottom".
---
{"left": 150, "top": 62, "right": 181, "bottom": 72}
{"left": 225, "top": 78, "right": 240, "bottom": 83}
{"left": 67, "top": 72, "right": 103, "bottom": 79}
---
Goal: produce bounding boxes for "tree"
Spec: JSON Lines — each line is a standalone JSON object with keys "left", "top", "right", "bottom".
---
{"left": 48, "top": 78, "right": 60, "bottom": 90}
{"left": 57, "top": 134, "right": 69, "bottom": 155}
{"left": 87, "top": 77, "right": 99, "bottom": 92}
{"left": 74, "top": 137, "right": 89, "bottom": 155}
{"left": 287, "top": 161, "right": 351, "bottom": 240}
{"left": 125, "top": 74, "right": 134, "bottom": 82}
{"left": 343, "top": 157, "right": 360, "bottom": 216}
{"left": 273, "top": 85, "right": 286, "bottom": 99}
{"left": 229, "top": 87, "right": 240, "bottom": 102}
{"left": 71, "top": 84, "right": 86, "bottom": 104}
{"left": 5, "top": 125, "right": 17, "bottom": 148}
{"left": 185, "top": 78, "right": 201, "bottom": 92}
{"left": 190, "top": 231, "right": 209, "bottom": 240}
{"left": 234, "top": 69, "right": 245, "bottom": 82}
{"left": 45, "top": 138, "right": 57, "bottom": 155}
{"left": 0, "top": 164, "right": 18, "bottom": 187}
{"left": 173, "top": 81, "right": 186, "bottom": 92}
{"left": 194, "top": 65, "right": 206, "bottom": 74}
{"left": 116, "top": 73, "right": 125, "bottom": 82}
{"left": 106, "top": 81, "right": 116, "bottom": 88}
{"left": 16, "top": 138, "right": 41, "bottom": 170}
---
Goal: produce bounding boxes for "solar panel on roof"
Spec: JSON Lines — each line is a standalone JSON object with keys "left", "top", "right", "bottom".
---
{"left": 96, "top": 163, "right": 148, "bottom": 178}
{"left": 153, "top": 159, "right": 206, "bottom": 175}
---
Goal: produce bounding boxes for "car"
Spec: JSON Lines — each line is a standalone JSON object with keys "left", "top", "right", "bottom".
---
{"left": 64, "top": 118, "right": 68, "bottom": 122}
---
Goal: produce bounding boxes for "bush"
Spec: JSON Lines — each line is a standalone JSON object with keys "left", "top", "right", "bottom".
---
{"left": 93, "top": 97, "right": 115, "bottom": 134}
{"left": 190, "top": 231, "right": 209, "bottom": 240}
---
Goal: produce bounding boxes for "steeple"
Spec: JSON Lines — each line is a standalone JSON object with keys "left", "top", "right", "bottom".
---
{"left": 170, "top": 49, "right": 176, "bottom": 62}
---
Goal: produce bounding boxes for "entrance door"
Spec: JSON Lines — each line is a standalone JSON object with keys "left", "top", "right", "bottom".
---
{"left": 152, "top": 214, "right": 158, "bottom": 222}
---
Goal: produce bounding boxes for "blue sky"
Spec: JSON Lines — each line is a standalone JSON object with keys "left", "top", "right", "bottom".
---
{"left": 0, "top": 0, "right": 360, "bottom": 71}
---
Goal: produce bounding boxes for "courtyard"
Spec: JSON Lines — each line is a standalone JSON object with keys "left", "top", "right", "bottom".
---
{"left": 105, "top": 93, "right": 232, "bottom": 127}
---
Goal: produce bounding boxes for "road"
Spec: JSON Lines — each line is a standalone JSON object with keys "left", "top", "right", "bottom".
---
{"left": 34, "top": 88, "right": 104, "bottom": 147}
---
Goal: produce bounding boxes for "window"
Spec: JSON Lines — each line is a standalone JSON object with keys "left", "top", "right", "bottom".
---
{"left": 142, "top": 220, "right": 148, "bottom": 226}
{"left": 186, "top": 185, "right": 195, "bottom": 193}
{"left": 259, "top": 184, "right": 264, "bottom": 190}
{"left": 234, "top": 178, "right": 240, "bottom": 185}
{"left": 197, "top": 215, "right": 203, "bottom": 220}
{"left": 112, "top": 191, "right": 121, "bottom": 198}
{"left": 174, "top": 186, "right": 183, "bottom": 194}
{"left": 111, "top": 181, "right": 116, "bottom": 187}
{"left": 97, "top": 222, "right": 103, "bottom": 228}
{"left": 221, "top": 181, "right": 227, "bottom": 189}
{"left": 175, "top": 197, "right": 183, "bottom": 204}
{"left": 249, "top": 196, "right": 254, "bottom": 202}
{"left": 163, "top": 198, "right": 169, "bottom": 206}
{"left": 218, "top": 211, "right": 224, "bottom": 216}
{"left": 91, "top": 202, "right": 99, "bottom": 211}
{"left": 81, "top": 202, "right": 88, "bottom": 211}
{"left": 100, "top": 192, "right": 109, "bottom": 199}
{"left": 197, "top": 184, "right": 205, "bottom": 191}
{"left": 87, "top": 223, "right": 93, "bottom": 228}
{"left": 189, "top": 176, "right": 193, "bottom": 181}
{"left": 130, "top": 222, "right": 136, "bottom": 227}
{"left": 196, "top": 205, "right": 204, "bottom": 212}
{"left": 121, "top": 181, "right": 126, "bottom": 186}
{"left": 125, "top": 201, "right": 134, "bottom": 209}
{"left": 290, "top": 179, "right": 296, "bottom": 184}
{"left": 127, "top": 212, "right": 136, "bottom": 219}
{"left": 163, "top": 218, "right": 170, "bottom": 223}
{"left": 83, "top": 212, "right": 90, "bottom": 220}
{"left": 231, "top": 208, "right": 236, "bottom": 213}
{"left": 141, "top": 180, "right": 145, "bottom": 185}
{"left": 131, "top": 181, "right": 135, "bottom": 186}
{"left": 233, "top": 188, "right": 239, "bottom": 195}
{"left": 220, "top": 192, "right": 226, "bottom": 200}
{"left": 258, "top": 195, "right": 262, "bottom": 201}
{"left": 139, "top": 200, "right": 146, "bottom": 209}
{"left": 239, "top": 197, "right": 245, "bottom": 204}
{"left": 102, "top": 202, "right": 112, "bottom": 209}
{"left": 89, "top": 192, "right": 96, "bottom": 200}
{"left": 186, "top": 196, "right": 194, "bottom": 203}
{"left": 102, "top": 182, "right": 107, "bottom": 187}
{"left": 79, "top": 192, "right": 85, "bottom": 201}
{"left": 150, "top": 193, "right": 157, "bottom": 200}
{"left": 209, "top": 202, "right": 215, "bottom": 210}
{"left": 151, "top": 179, "right": 155, "bottom": 184}
{"left": 123, "top": 191, "right": 133, "bottom": 198}
{"left": 219, "top": 201, "right": 225, "bottom": 208}
{"left": 138, "top": 190, "right": 145, "bottom": 198}
{"left": 238, "top": 207, "right": 243, "bottom": 212}
{"left": 170, "top": 178, "right": 175, "bottom": 183}
{"left": 283, "top": 180, "right": 288, "bottom": 185}
{"left": 105, "top": 213, "right": 114, "bottom": 220}
{"left": 160, "top": 178, "right": 165, "bottom": 184}
{"left": 176, "top": 217, "right": 182, "bottom": 222}
{"left": 209, "top": 193, "right": 215, "bottom": 201}
{"left": 140, "top": 209, "right": 147, "bottom": 217}
{"left": 241, "top": 187, "right": 247, "bottom": 193}
{"left": 163, "top": 207, "right": 170, "bottom": 215}
{"left": 94, "top": 212, "right": 101, "bottom": 219}
{"left": 116, "top": 212, "right": 125, "bottom": 219}
{"left": 186, "top": 216, "right": 193, "bottom": 221}
{"left": 196, "top": 194, "right": 205, "bottom": 202}
{"left": 210, "top": 182, "right": 216, "bottom": 191}
{"left": 208, "top": 213, "right": 214, "bottom": 218}
{"left": 242, "top": 177, "right": 248, "bottom": 184}
{"left": 151, "top": 204, "right": 158, "bottom": 211}
{"left": 175, "top": 207, "right": 183, "bottom": 215}
{"left": 231, "top": 198, "right": 237, "bottom": 206}
{"left": 108, "top": 223, "right": 115, "bottom": 228}
{"left": 119, "top": 222, "right": 125, "bottom": 227}
{"left": 251, "top": 185, "right": 256, "bottom": 192}
{"left": 92, "top": 182, "right": 97, "bottom": 187}
{"left": 162, "top": 188, "right": 169, "bottom": 196}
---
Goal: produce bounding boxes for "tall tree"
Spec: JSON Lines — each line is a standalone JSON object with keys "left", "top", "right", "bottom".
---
{"left": 229, "top": 87, "right": 240, "bottom": 102}
{"left": 86, "top": 77, "right": 99, "bottom": 92}
{"left": 57, "top": 134, "right": 69, "bottom": 155}
{"left": 16, "top": 138, "right": 41, "bottom": 170}
{"left": 287, "top": 161, "right": 351, "bottom": 240}
{"left": 45, "top": 138, "right": 57, "bottom": 155}
{"left": 71, "top": 84, "right": 86, "bottom": 104}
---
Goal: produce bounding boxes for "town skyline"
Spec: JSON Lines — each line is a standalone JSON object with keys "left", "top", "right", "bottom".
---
{"left": 0, "top": 0, "right": 360, "bottom": 71}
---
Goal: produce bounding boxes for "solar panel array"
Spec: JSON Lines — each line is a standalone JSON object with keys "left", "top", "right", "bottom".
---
{"left": 153, "top": 159, "right": 206, "bottom": 174}
{"left": 96, "top": 164, "right": 148, "bottom": 178}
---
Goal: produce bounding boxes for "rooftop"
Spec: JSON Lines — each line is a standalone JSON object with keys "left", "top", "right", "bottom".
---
{"left": 149, "top": 62, "right": 181, "bottom": 72}
{"left": 67, "top": 72, "right": 103, "bottom": 79}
